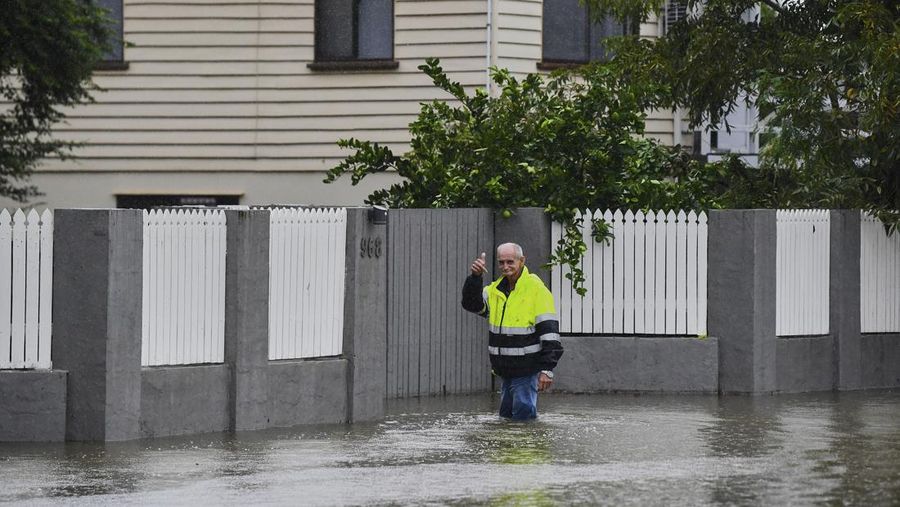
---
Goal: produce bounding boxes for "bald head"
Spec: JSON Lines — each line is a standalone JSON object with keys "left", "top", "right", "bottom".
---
{"left": 497, "top": 242, "right": 524, "bottom": 259}
{"left": 497, "top": 243, "right": 525, "bottom": 282}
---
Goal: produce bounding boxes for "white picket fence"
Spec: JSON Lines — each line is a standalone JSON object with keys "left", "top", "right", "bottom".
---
{"left": 552, "top": 209, "right": 708, "bottom": 335}
{"left": 860, "top": 212, "right": 900, "bottom": 333}
{"left": 268, "top": 208, "right": 347, "bottom": 360}
{"left": 0, "top": 209, "right": 53, "bottom": 369}
{"left": 141, "top": 209, "right": 227, "bottom": 366}
{"left": 775, "top": 209, "right": 830, "bottom": 336}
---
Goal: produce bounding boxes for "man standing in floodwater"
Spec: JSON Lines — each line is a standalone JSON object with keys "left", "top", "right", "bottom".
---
{"left": 461, "top": 243, "right": 564, "bottom": 420}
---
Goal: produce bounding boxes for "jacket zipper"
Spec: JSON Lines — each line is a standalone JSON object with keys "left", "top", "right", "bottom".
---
{"left": 496, "top": 280, "right": 514, "bottom": 334}
{"left": 498, "top": 287, "right": 514, "bottom": 334}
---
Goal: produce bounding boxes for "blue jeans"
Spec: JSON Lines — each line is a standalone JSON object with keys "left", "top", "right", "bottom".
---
{"left": 499, "top": 373, "right": 539, "bottom": 420}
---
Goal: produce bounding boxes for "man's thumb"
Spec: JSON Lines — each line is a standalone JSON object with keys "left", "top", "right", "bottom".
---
{"left": 480, "top": 252, "right": 486, "bottom": 261}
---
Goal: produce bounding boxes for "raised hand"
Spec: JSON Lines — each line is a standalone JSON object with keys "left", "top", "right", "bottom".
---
{"left": 470, "top": 252, "right": 487, "bottom": 276}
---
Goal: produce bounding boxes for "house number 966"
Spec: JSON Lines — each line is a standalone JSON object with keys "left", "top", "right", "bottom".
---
{"left": 360, "top": 237, "right": 382, "bottom": 258}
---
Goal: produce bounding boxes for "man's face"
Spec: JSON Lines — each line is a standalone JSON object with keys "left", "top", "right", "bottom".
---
{"left": 497, "top": 246, "right": 524, "bottom": 279}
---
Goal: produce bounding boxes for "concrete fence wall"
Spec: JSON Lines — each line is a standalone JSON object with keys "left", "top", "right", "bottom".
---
{"left": 0, "top": 207, "right": 385, "bottom": 442}
{"left": 1, "top": 207, "right": 897, "bottom": 442}
{"left": 708, "top": 210, "right": 899, "bottom": 393}
{"left": 504, "top": 209, "right": 898, "bottom": 395}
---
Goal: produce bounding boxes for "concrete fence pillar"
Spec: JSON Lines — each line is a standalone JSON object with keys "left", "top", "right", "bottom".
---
{"left": 343, "top": 207, "right": 387, "bottom": 422}
{"left": 224, "top": 209, "right": 271, "bottom": 431}
{"left": 493, "top": 207, "right": 552, "bottom": 286}
{"left": 52, "top": 209, "right": 143, "bottom": 441}
{"left": 708, "top": 210, "right": 777, "bottom": 393}
{"left": 830, "top": 210, "right": 862, "bottom": 390}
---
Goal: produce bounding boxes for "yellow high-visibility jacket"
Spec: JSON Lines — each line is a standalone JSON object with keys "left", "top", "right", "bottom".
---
{"left": 462, "top": 266, "right": 563, "bottom": 379}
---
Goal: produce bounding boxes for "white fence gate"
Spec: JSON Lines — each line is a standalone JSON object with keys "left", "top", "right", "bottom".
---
{"left": 552, "top": 209, "right": 708, "bottom": 336}
{"left": 861, "top": 212, "right": 900, "bottom": 333}
{"left": 776, "top": 209, "right": 830, "bottom": 336}
{"left": 142, "top": 209, "right": 227, "bottom": 366}
{"left": 268, "top": 208, "right": 346, "bottom": 360}
{"left": 0, "top": 209, "right": 53, "bottom": 369}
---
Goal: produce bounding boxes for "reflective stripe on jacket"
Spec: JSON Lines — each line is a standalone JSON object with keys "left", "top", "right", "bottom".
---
{"left": 461, "top": 266, "right": 563, "bottom": 379}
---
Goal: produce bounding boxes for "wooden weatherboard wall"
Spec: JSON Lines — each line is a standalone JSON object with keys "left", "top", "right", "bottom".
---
{"left": 21, "top": 0, "right": 489, "bottom": 207}
{"left": 48, "top": 0, "right": 490, "bottom": 172}
{"left": 3, "top": 0, "right": 679, "bottom": 209}
{"left": 386, "top": 209, "right": 493, "bottom": 398}
{"left": 494, "top": 0, "right": 676, "bottom": 144}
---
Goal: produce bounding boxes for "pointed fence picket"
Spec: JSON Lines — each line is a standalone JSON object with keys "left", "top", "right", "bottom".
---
{"left": 268, "top": 207, "right": 347, "bottom": 360}
{"left": 860, "top": 212, "right": 900, "bottom": 333}
{"left": 551, "top": 209, "right": 708, "bottom": 336}
{"left": 664, "top": 210, "right": 677, "bottom": 334}
{"left": 623, "top": 210, "right": 635, "bottom": 334}
{"left": 1, "top": 209, "right": 53, "bottom": 369}
{"left": 775, "top": 209, "right": 830, "bottom": 336}
{"left": 613, "top": 210, "right": 625, "bottom": 333}
{"left": 141, "top": 209, "right": 226, "bottom": 366}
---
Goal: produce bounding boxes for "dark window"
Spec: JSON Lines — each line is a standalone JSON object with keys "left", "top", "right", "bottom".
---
{"left": 692, "top": 131, "right": 703, "bottom": 154}
{"left": 96, "top": 0, "right": 124, "bottom": 63}
{"left": 314, "top": 0, "right": 393, "bottom": 61}
{"left": 116, "top": 194, "right": 241, "bottom": 210}
{"left": 664, "top": 0, "right": 688, "bottom": 35}
{"left": 710, "top": 131, "right": 719, "bottom": 150}
{"left": 542, "top": 0, "right": 631, "bottom": 64}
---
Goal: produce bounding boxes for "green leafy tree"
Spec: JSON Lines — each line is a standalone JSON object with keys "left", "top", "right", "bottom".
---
{"left": 591, "top": 0, "right": 900, "bottom": 228}
{"left": 1, "top": 0, "right": 112, "bottom": 201}
{"left": 326, "top": 59, "right": 732, "bottom": 292}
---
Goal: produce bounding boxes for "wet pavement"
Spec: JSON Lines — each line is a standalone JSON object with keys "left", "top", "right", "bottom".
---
{"left": 2, "top": 390, "right": 899, "bottom": 505}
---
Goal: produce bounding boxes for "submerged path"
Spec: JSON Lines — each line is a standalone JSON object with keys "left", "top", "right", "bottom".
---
{"left": 2, "top": 391, "right": 899, "bottom": 505}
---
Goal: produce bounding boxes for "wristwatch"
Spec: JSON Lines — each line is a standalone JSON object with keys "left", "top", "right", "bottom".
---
{"left": 541, "top": 370, "right": 554, "bottom": 379}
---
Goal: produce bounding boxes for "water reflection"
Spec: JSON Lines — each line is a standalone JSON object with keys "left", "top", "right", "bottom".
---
{"left": 701, "top": 396, "right": 785, "bottom": 458}
{"left": 12, "top": 441, "right": 148, "bottom": 499}
{"left": 204, "top": 435, "right": 268, "bottom": 492}
{"left": 0, "top": 390, "right": 898, "bottom": 505}
{"left": 486, "top": 488, "right": 554, "bottom": 506}
{"left": 821, "top": 394, "right": 900, "bottom": 504}
{"left": 467, "top": 420, "right": 552, "bottom": 465}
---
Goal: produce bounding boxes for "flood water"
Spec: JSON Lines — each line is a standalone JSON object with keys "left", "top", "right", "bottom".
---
{"left": 2, "top": 390, "right": 899, "bottom": 505}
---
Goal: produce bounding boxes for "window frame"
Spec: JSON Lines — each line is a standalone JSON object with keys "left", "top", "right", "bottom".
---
{"left": 94, "top": 0, "right": 128, "bottom": 71}
{"left": 309, "top": 0, "right": 398, "bottom": 72}
{"left": 539, "top": 2, "right": 636, "bottom": 70}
